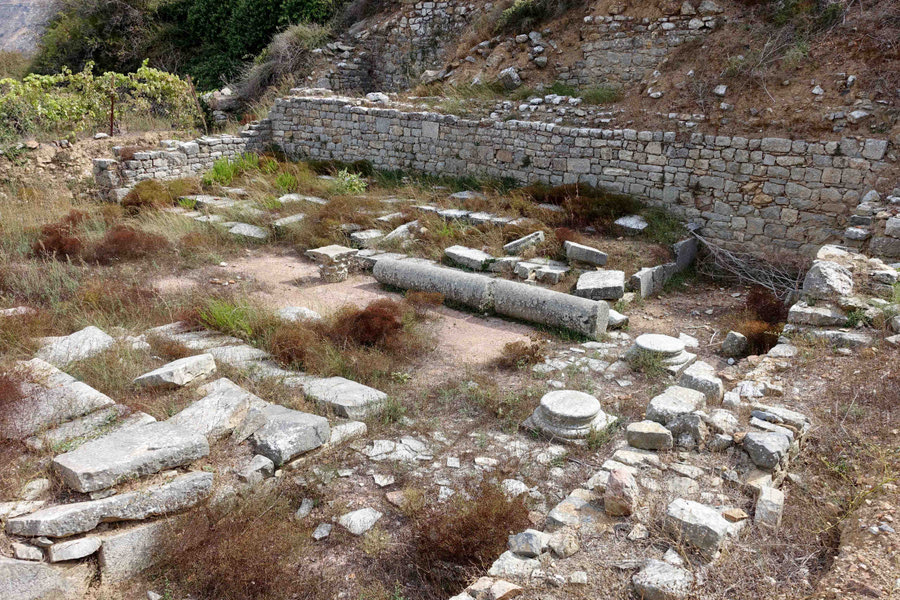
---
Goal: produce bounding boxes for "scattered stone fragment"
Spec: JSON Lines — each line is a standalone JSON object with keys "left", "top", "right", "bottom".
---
{"left": 295, "top": 498, "right": 315, "bottom": 520}
{"left": 802, "top": 260, "right": 853, "bottom": 298}
{"left": 312, "top": 523, "right": 332, "bottom": 540}
{"left": 339, "top": 507, "right": 382, "bottom": 535}
{"left": 238, "top": 455, "right": 275, "bottom": 485}
{"left": 615, "top": 215, "right": 648, "bottom": 235}
{"left": 277, "top": 306, "right": 323, "bottom": 323}
{"left": 300, "top": 376, "right": 386, "bottom": 419}
{"left": 445, "top": 245, "right": 493, "bottom": 270}
{"left": 742, "top": 431, "right": 790, "bottom": 470}
{"left": 249, "top": 404, "right": 330, "bottom": 466}
{"left": 626, "top": 420, "right": 673, "bottom": 450}
{"left": 548, "top": 528, "right": 580, "bottom": 557}
{"left": 575, "top": 270, "right": 625, "bottom": 301}
{"left": 508, "top": 529, "right": 544, "bottom": 558}
{"left": 133, "top": 354, "right": 216, "bottom": 388}
{"left": 754, "top": 486, "right": 785, "bottom": 528}
{"left": 350, "top": 229, "right": 384, "bottom": 248}
{"left": 721, "top": 331, "right": 748, "bottom": 357}
{"left": 12, "top": 542, "right": 43, "bottom": 561}
{"left": 503, "top": 231, "right": 545, "bottom": 255}
{"left": 497, "top": 67, "right": 522, "bottom": 90}
{"left": 564, "top": 241, "right": 607, "bottom": 266}
{"left": 665, "top": 498, "right": 730, "bottom": 559}
{"left": 678, "top": 361, "right": 724, "bottom": 402}
{"left": 272, "top": 213, "right": 305, "bottom": 230}
{"left": 604, "top": 469, "right": 638, "bottom": 516}
{"left": 633, "top": 559, "right": 694, "bottom": 600}
{"left": 488, "top": 551, "right": 540, "bottom": 577}
{"left": 646, "top": 386, "right": 706, "bottom": 425}
{"left": 20, "top": 479, "right": 52, "bottom": 501}
{"left": 37, "top": 326, "right": 115, "bottom": 367}
{"left": 228, "top": 223, "right": 269, "bottom": 240}
{"left": 373, "top": 474, "right": 395, "bottom": 488}
{"left": 47, "top": 537, "right": 101, "bottom": 562}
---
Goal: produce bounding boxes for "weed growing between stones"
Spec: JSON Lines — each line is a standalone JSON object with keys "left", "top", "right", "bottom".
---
{"left": 493, "top": 338, "right": 548, "bottom": 370}
{"left": 628, "top": 348, "right": 668, "bottom": 379}
{"left": 122, "top": 178, "right": 201, "bottom": 213}
{"left": 89, "top": 225, "right": 170, "bottom": 264}
{"left": 411, "top": 481, "right": 530, "bottom": 596}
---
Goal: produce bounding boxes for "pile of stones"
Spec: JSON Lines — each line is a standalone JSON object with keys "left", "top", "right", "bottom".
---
{"left": 1, "top": 318, "right": 388, "bottom": 595}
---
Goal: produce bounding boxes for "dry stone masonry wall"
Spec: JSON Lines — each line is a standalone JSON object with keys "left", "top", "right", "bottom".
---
{"left": 263, "top": 95, "right": 892, "bottom": 256}
{"left": 557, "top": 13, "right": 715, "bottom": 87}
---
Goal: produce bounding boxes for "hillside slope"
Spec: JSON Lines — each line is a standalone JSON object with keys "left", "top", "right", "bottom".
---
{"left": 0, "top": 0, "right": 54, "bottom": 52}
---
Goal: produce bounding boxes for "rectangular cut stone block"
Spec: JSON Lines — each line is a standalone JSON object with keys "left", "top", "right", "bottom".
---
{"left": 249, "top": 405, "right": 330, "bottom": 465}
{"left": 99, "top": 513, "right": 208, "bottom": 582}
{"left": 445, "top": 245, "right": 493, "bottom": 270}
{"left": 1, "top": 359, "right": 114, "bottom": 440}
{"left": 564, "top": 241, "right": 608, "bottom": 266}
{"left": 301, "top": 377, "right": 387, "bottom": 419}
{"left": 0, "top": 557, "right": 94, "bottom": 600}
{"left": 575, "top": 270, "right": 625, "bottom": 300}
{"left": 169, "top": 378, "right": 267, "bottom": 440}
{"left": 6, "top": 472, "right": 214, "bottom": 538}
{"left": 133, "top": 353, "right": 217, "bottom": 388}
{"left": 665, "top": 498, "right": 730, "bottom": 559}
{"left": 53, "top": 422, "right": 210, "bottom": 493}
{"left": 37, "top": 326, "right": 115, "bottom": 367}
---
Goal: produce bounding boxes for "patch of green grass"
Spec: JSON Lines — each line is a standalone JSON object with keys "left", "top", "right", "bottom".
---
{"left": 628, "top": 348, "right": 667, "bottom": 379}
{"left": 845, "top": 309, "right": 868, "bottom": 328}
{"left": 197, "top": 298, "right": 257, "bottom": 338}
{"left": 379, "top": 397, "right": 407, "bottom": 425}
{"left": 586, "top": 419, "right": 620, "bottom": 451}
{"left": 275, "top": 171, "right": 299, "bottom": 192}
{"left": 202, "top": 153, "right": 261, "bottom": 186}
{"left": 580, "top": 85, "right": 623, "bottom": 105}
{"left": 641, "top": 207, "right": 688, "bottom": 245}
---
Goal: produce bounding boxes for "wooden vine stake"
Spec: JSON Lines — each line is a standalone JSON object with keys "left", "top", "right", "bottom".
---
{"left": 108, "top": 75, "right": 115, "bottom": 137}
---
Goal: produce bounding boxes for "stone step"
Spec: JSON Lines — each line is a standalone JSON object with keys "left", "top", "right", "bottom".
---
{"left": 168, "top": 378, "right": 267, "bottom": 441}
{"left": 133, "top": 354, "right": 217, "bottom": 388}
{"left": 297, "top": 376, "right": 387, "bottom": 420}
{"left": 6, "top": 472, "right": 213, "bottom": 538}
{"left": 53, "top": 422, "right": 210, "bottom": 493}
{"left": 36, "top": 326, "right": 115, "bottom": 367}
{"left": 1, "top": 359, "right": 114, "bottom": 440}
{"left": 25, "top": 405, "right": 155, "bottom": 452}
{"left": 249, "top": 404, "right": 330, "bottom": 466}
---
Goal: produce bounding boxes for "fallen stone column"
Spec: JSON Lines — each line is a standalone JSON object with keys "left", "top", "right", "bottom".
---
{"left": 372, "top": 259, "right": 494, "bottom": 312}
{"left": 491, "top": 279, "right": 609, "bottom": 339}
{"left": 372, "top": 259, "right": 609, "bottom": 339}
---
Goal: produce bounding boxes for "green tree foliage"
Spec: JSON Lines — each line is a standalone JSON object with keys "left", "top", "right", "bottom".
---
{"left": 33, "top": 0, "right": 338, "bottom": 90}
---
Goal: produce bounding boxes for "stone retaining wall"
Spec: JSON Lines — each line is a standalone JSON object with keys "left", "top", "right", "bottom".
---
{"left": 264, "top": 95, "right": 892, "bottom": 256}
{"left": 92, "top": 132, "right": 264, "bottom": 201}
{"left": 557, "top": 14, "right": 714, "bottom": 87}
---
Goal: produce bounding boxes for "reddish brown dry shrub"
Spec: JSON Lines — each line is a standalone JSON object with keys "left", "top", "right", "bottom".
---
{"left": 412, "top": 481, "right": 530, "bottom": 595}
{"left": 116, "top": 146, "right": 148, "bottom": 162}
{"left": 746, "top": 285, "right": 788, "bottom": 324}
{"left": 89, "top": 225, "right": 169, "bottom": 264}
{"left": 494, "top": 338, "right": 548, "bottom": 370}
{"left": 736, "top": 318, "right": 780, "bottom": 355}
{"left": 267, "top": 323, "right": 318, "bottom": 367}
{"left": 121, "top": 179, "right": 174, "bottom": 212}
{"left": 31, "top": 224, "right": 83, "bottom": 259}
{"left": 405, "top": 291, "right": 444, "bottom": 318}
{"left": 554, "top": 227, "right": 584, "bottom": 245}
{"left": 331, "top": 299, "right": 404, "bottom": 346}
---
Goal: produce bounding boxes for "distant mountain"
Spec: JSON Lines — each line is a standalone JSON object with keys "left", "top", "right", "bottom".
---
{"left": 0, "top": 0, "right": 56, "bottom": 53}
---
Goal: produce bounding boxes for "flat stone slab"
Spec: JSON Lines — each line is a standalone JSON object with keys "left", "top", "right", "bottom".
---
{"left": 301, "top": 376, "right": 387, "bottom": 419}
{"left": 228, "top": 223, "right": 269, "bottom": 240}
{"left": 564, "top": 241, "right": 607, "bottom": 266}
{"left": 206, "top": 344, "right": 269, "bottom": 368}
{"left": 145, "top": 322, "right": 243, "bottom": 350}
{"left": 273, "top": 213, "right": 306, "bottom": 229}
{"left": 626, "top": 420, "right": 673, "bottom": 450}
{"left": 133, "top": 354, "right": 217, "bottom": 388}
{"left": 98, "top": 513, "right": 207, "bottom": 582}
{"left": 0, "top": 557, "right": 94, "bottom": 600}
{"left": 575, "top": 270, "right": 625, "bottom": 300}
{"left": 445, "top": 245, "right": 493, "bottom": 270}
{"left": 7, "top": 472, "right": 213, "bottom": 538}
{"left": 350, "top": 229, "right": 384, "bottom": 248}
{"left": 37, "top": 326, "right": 115, "bottom": 367}
{"left": 277, "top": 306, "right": 323, "bottom": 322}
{"left": 503, "top": 231, "right": 545, "bottom": 255}
{"left": 488, "top": 551, "right": 541, "bottom": 577}
{"left": 632, "top": 559, "right": 694, "bottom": 599}
{"left": 24, "top": 406, "right": 155, "bottom": 452}
{"left": 742, "top": 431, "right": 791, "bottom": 470}
{"left": 615, "top": 215, "right": 648, "bottom": 235}
{"left": 305, "top": 244, "right": 357, "bottom": 263}
{"left": 1, "top": 359, "right": 115, "bottom": 440}
{"left": 678, "top": 361, "right": 724, "bottom": 403}
{"left": 646, "top": 386, "right": 706, "bottom": 425}
{"left": 53, "top": 422, "right": 210, "bottom": 493}
{"left": 278, "top": 193, "right": 326, "bottom": 205}
{"left": 665, "top": 498, "right": 730, "bottom": 560}
{"left": 546, "top": 488, "right": 604, "bottom": 531}
{"left": 524, "top": 390, "right": 616, "bottom": 442}
{"left": 634, "top": 333, "right": 685, "bottom": 357}
{"left": 249, "top": 404, "right": 330, "bottom": 465}
{"left": 47, "top": 537, "right": 101, "bottom": 562}
{"left": 339, "top": 507, "right": 382, "bottom": 535}
{"left": 787, "top": 302, "right": 847, "bottom": 327}
{"left": 169, "top": 378, "right": 267, "bottom": 440}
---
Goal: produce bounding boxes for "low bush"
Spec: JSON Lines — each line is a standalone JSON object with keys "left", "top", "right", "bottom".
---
{"left": 121, "top": 180, "right": 175, "bottom": 212}
{"left": 734, "top": 316, "right": 780, "bottom": 354}
{"left": 332, "top": 168, "right": 368, "bottom": 195}
{"left": 746, "top": 285, "right": 788, "bottom": 324}
{"left": 30, "top": 224, "right": 84, "bottom": 259}
{"left": 412, "top": 481, "right": 530, "bottom": 595}
{"left": 267, "top": 323, "right": 318, "bottom": 367}
{"left": 331, "top": 299, "right": 403, "bottom": 347}
{"left": 90, "top": 225, "right": 169, "bottom": 264}
{"left": 494, "top": 338, "right": 547, "bottom": 370}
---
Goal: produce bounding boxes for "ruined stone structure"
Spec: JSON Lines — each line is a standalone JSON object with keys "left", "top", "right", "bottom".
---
{"left": 94, "top": 94, "right": 895, "bottom": 257}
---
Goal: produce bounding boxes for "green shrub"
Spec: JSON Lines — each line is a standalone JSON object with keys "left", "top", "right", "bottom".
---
{"left": 202, "top": 153, "right": 260, "bottom": 186}
{"left": 275, "top": 171, "right": 299, "bottom": 192}
{"left": 332, "top": 168, "right": 367, "bottom": 195}
{"left": 496, "top": 0, "right": 551, "bottom": 32}
{"left": 0, "top": 60, "right": 200, "bottom": 139}
{"left": 581, "top": 85, "right": 623, "bottom": 105}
